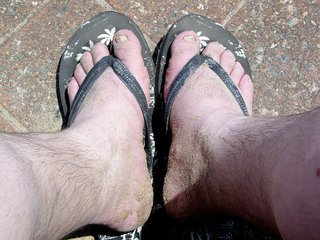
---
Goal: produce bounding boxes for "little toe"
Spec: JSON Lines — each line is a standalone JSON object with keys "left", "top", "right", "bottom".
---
{"left": 239, "top": 74, "right": 254, "bottom": 115}
{"left": 67, "top": 77, "right": 79, "bottom": 104}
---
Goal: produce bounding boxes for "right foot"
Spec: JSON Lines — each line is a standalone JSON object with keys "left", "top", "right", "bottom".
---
{"left": 163, "top": 31, "right": 254, "bottom": 220}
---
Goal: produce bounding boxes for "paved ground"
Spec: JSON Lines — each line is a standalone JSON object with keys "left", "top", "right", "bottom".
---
{"left": 0, "top": 0, "right": 319, "bottom": 239}
{"left": 0, "top": 0, "right": 319, "bottom": 132}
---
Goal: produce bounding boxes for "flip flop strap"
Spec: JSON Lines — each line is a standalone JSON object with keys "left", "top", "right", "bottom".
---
{"left": 164, "top": 54, "right": 249, "bottom": 133}
{"left": 67, "top": 55, "right": 151, "bottom": 168}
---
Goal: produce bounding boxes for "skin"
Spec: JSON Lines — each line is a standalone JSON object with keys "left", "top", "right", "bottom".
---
{"left": 163, "top": 31, "right": 320, "bottom": 240}
{"left": 0, "top": 30, "right": 153, "bottom": 239}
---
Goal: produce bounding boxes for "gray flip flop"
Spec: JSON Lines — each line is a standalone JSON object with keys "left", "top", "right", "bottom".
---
{"left": 57, "top": 11, "right": 154, "bottom": 171}
{"left": 154, "top": 14, "right": 251, "bottom": 134}
{"left": 149, "top": 14, "right": 252, "bottom": 240}
{"left": 57, "top": 11, "right": 155, "bottom": 240}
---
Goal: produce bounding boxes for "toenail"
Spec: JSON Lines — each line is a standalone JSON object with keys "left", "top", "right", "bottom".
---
{"left": 115, "top": 34, "right": 128, "bottom": 43}
{"left": 183, "top": 35, "right": 196, "bottom": 42}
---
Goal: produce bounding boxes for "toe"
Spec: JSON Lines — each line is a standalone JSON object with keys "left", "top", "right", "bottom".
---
{"left": 90, "top": 42, "right": 110, "bottom": 64}
{"left": 70, "top": 43, "right": 109, "bottom": 106}
{"left": 164, "top": 31, "right": 200, "bottom": 100}
{"left": 73, "top": 63, "right": 87, "bottom": 86}
{"left": 202, "top": 42, "right": 226, "bottom": 63}
{"left": 239, "top": 74, "right": 254, "bottom": 115}
{"left": 201, "top": 40, "right": 253, "bottom": 115}
{"left": 80, "top": 51, "right": 94, "bottom": 74}
{"left": 112, "top": 29, "right": 150, "bottom": 101}
{"left": 67, "top": 77, "right": 79, "bottom": 105}
{"left": 220, "top": 49, "right": 236, "bottom": 74}
{"left": 230, "top": 62, "right": 245, "bottom": 86}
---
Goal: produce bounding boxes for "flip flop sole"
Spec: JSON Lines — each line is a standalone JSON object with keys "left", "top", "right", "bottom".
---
{"left": 57, "top": 11, "right": 155, "bottom": 122}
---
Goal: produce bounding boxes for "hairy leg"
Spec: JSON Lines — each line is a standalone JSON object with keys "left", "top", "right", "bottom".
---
{"left": 0, "top": 30, "right": 153, "bottom": 239}
{"left": 0, "top": 132, "right": 108, "bottom": 239}
{"left": 163, "top": 31, "right": 320, "bottom": 239}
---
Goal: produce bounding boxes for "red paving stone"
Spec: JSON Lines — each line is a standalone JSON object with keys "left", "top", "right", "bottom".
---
{"left": 0, "top": 1, "right": 49, "bottom": 43}
{"left": 227, "top": 0, "right": 320, "bottom": 116}
{"left": 0, "top": 0, "right": 113, "bottom": 132}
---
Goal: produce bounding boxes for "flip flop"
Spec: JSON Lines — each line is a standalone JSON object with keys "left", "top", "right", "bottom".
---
{"left": 57, "top": 11, "right": 154, "bottom": 172}
{"left": 57, "top": 11, "right": 155, "bottom": 240}
{"left": 154, "top": 14, "right": 251, "bottom": 136}
{"left": 150, "top": 13, "right": 252, "bottom": 240}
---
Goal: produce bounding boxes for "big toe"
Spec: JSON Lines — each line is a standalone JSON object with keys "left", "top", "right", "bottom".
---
{"left": 164, "top": 31, "right": 200, "bottom": 100}
{"left": 113, "top": 29, "right": 150, "bottom": 102}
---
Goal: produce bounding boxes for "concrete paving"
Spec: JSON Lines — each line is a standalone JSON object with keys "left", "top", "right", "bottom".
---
{"left": 0, "top": 0, "right": 319, "bottom": 132}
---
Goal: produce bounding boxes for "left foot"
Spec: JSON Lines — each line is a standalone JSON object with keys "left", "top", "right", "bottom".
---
{"left": 1, "top": 31, "right": 154, "bottom": 239}
{"left": 64, "top": 30, "right": 153, "bottom": 231}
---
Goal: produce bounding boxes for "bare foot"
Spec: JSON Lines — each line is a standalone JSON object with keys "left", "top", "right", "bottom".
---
{"left": 66, "top": 29, "right": 153, "bottom": 231}
{"left": 163, "top": 31, "right": 253, "bottom": 220}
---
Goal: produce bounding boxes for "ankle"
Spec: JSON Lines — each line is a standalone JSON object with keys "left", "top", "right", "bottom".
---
{"left": 197, "top": 110, "right": 246, "bottom": 153}
{"left": 195, "top": 113, "right": 255, "bottom": 210}
{"left": 66, "top": 105, "right": 144, "bottom": 149}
